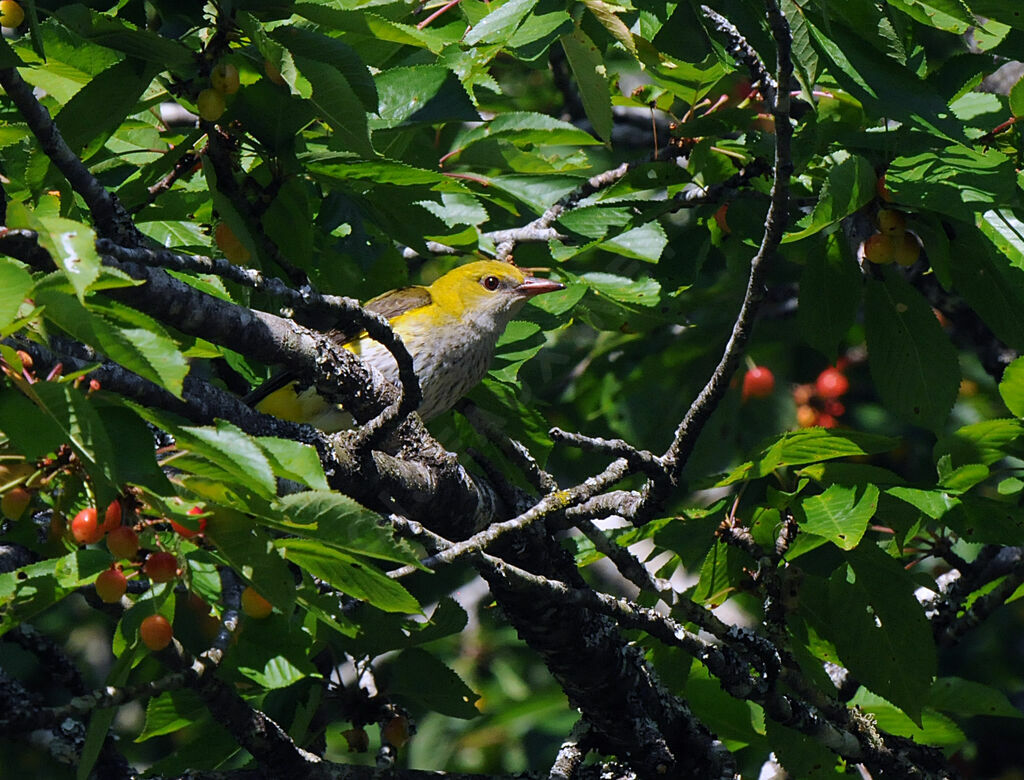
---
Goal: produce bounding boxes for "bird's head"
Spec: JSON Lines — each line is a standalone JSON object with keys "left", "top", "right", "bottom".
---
{"left": 429, "top": 261, "right": 564, "bottom": 332}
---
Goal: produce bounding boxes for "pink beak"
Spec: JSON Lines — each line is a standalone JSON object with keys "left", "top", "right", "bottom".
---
{"left": 515, "top": 276, "right": 565, "bottom": 297}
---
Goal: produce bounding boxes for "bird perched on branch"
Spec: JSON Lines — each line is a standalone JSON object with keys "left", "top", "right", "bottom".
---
{"left": 250, "top": 260, "right": 565, "bottom": 431}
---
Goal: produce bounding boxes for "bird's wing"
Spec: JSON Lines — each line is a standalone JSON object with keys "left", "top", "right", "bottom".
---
{"left": 361, "top": 285, "right": 433, "bottom": 321}
{"left": 245, "top": 285, "right": 433, "bottom": 408}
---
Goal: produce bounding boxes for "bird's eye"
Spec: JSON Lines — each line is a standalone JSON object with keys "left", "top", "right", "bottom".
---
{"left": 482, "top": 275, "right": 500, "bottom": 291}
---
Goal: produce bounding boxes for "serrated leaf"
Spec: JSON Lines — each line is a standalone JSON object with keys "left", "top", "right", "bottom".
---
{"left": 87, "top": 298, "right": 189, "bottom": 396}
{"left": 785, "top": 152, "right": 877, "bottom": 243}
{"left": 598, "top": 221, "right": 668, "bottom": 262}
{"left": 233, "top": 614, "right": 317, "bottom": 689}
{"left": 886, "top": 0, "right": 974, "bottom": 33}
{"left": 999, "top": 357, "right": 1024, "bottom": 417}
{"left": 0, "top": 550, "right": 110, "bottom": 635}
{"left": 278, "top": 539, "right": 420, "bottom": 614}
{"left": 371, "top": 65, "right": 478, "bottom": 129}
{"left": 852, "top": 689, "right": 965, "bottom": 746}
{"left": 56, "top": 58, "right": 157, "bottom": 156}
{"left": 1011, "top": 74, "right": 1024, "bottom": 119}
{"left": 173, "top": 421, "right": 277, "bottom": 500}
{"left": 203, "top": 508, "right": 297, "bottom": 613}
{"left": 583, "top": 0, "right": 636, "bottom": 55}
{"left": 293, "top": 56, "right": 372, "bottom": 157}
{"left": 979, "top": 210, "right": 1024, "bottom": 274}
{"left": 797, "top": 233, "right": 862, "bottom": 360}
{"left": 270, "top": 26, "right": 376, "bottom": 112}
{"left": 930, "top": 677, "right": 1024, "bottom": 719}
{"left": 864, "top": 272, "right": 959, "bottom": 431}
{"left": 33, "top": 217, "right": 101, "bottom": 300}
{"left": 137, "top": 690, "right": 207, "bottom": 742}
{"left": 257, "top": 438, "right": 329, "bottom": 491}
{"left": 277, "top": 492, "right": 421, "bottom": 567}
{"left": 0, "top": 258, "right": 32, "bottom": 330}
{"left": 54, "top": 6, "right": 194, "bottom": 68}
{"left": 388, "top": 648, "right": 480, "bottom": 718}
{"left": 806, "top": 17, "right": 963, "bottom": 140}
{"left": 886, "top": 147, "right": 1018, "bottom": 221}
{"left": 951, "top": 225, "right": 1024, "bottom": 350}
{"left": 829, "top": 546, "right": 936, "bottom": 725}
{"left": 801, "top": 483, "right": 879, "bottom": 550}
{"left": 561, "top": 28, "right": 613, "bottom": 142}
{"left": 464, "top": 0, "right": 539, "bottom": 45}
{"left": 455, "top": 112, "right": 600, "bottom": 153}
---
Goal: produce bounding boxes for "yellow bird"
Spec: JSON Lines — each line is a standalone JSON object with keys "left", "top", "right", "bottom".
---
{"left": 251, "top": 261, "right": 565, "bottom": 431}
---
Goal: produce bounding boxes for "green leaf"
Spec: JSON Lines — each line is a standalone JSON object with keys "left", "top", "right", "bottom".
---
{"left": 807, "top": 16, "right": 963, "bottom": 139}
{"left": 293, "top": 56, "right": 373, "bottom": 157}
{"left": 270, "top": 26, "right": 377, "bottom": 112}
{"left": 781, "top": 0, "right": 820, "bottom": 98}
{"left": 1010, "top": 74, "right": 1024, "bottom": 119}
{"left": 56, "top": 58, "right": 158, "bottom": 156}
{"left": 864, "top": 271, "right": 959, "bottom": 431}
{"left": 35, "top": 285, "right": 190, "bottom": 397}
{"left": 801, "top": 483, "right": 879, "bottom": 550}
{"left": 464, "top": 0, "right": 539, "bottom": 45}
{"left": 0, "top": 258, "right": 32, "bottom": 330}
{"left": 233, "top": 614, "right": 317, "bottom": 689}
{"left": 33, "top": 217, "right": 101, "bottom": 300}
{"left": 885, "top": 0, "right": 975, "bottom": 33}
{"left": 387, "top": 648, "right": 480, "bottom": 718}
{"left": 886, "top": 147, "right": 1018, "bottom": 220}
{"left": 276, "top": 492, "right": 422, "bottom": 567}
{"left": 371, "top": 65, "right": 478, "bottom": 129}
{"left": 979, "top": 210, "right": 1024, "bottom": 274}
{"left": 256, "top": 438, "right": 329, "bottom": 491}
{"left": 716, "top": 429, "right": 897, "bottom": 486}
{"left": 851, "top": 689, "right": 965, "bottom": 746}
{"left": 172, "top": 421, "right": 277, "bottom": 500}
{"left": 583, "top": 0, "right": 636, "bottom": 55}
{"left": 86, "top": 298, "right": 189, "bottom": 396}
{"left": 561, "top": 28, "right": 613, "bottom": 142}
{"left": 951, "top": 225, "right": 1024, "bottom": 350}
{"left": 25, "top": 382, "right": 119, "bottom": 502}
{"left": 930, "top": 677, "right": 1024, "bottom": 719}
{"left": 54, "top": 6, "right": 194, "bottom": 68}
{"left": 766, "top": 719, "right": 837, "bottom": 779}
{"left": 204, "top": 508, "right": 297, "bottom": 613}
{"left": 278, "top": 539, "right": 420, "bottom": 614}
{"left": 693, "top": 540, "right": 751, "bottom": 607}
{"left": 999, "top": 357, "right": 1024, "bottom": 417}
{"left": 784, "top": 152, "right": 877, "bottom": 242}
{"left": 0, "top": 550, "right": 110, "bottom": 635}
{"left": 829, "top": 546, "right": 936, "bottom": 725}
{"left": 80, "top": 646, "right": 136, "bottom": 780}
{"left": 597, "top": 221, "right": 668, "bottom": 263}
{"left": 137, "top": 690, "right": 207, "bottom": 742}
{"left": 797, "top": 233, "right": 862, "bottom": 360}
{"left": 454, "top": 112, "right": 601, "bottom": 154}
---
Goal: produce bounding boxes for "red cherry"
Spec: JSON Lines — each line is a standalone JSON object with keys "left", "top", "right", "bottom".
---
{"left": 742, "top": 366, "right": 775, "bottom": 400}
{"left": 139, "top": 614, "right": 173, "bottom": 651}
{"left": 817, "top": 413, "right": 838, "bottom": 429}
{"left": 816, "top": 367, "right": 850, "bottom": 399}
{"left": 106, "top": 526, "right": 140, "bottom": 560}
{"left": 101, "top": 499, "right": 122, "bottom": 533}
{"left": 95, "top": 567, "right": 127, "bottom": 603}
{"left": 70, "top": 508, "right": 103, "bottom": 545}
{"left": 143, "top": 552, "right": 178, "bottom": 583}
{"left": 170, "top": 506, "right": 207, "bottom": 538}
